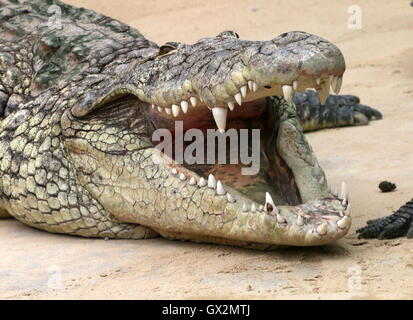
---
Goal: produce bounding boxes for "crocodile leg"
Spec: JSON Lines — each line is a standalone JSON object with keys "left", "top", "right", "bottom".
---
{"left": 357, "top": 199, "right": 413, "bottom": 239}
{"left": 294, "top": 91, "right": 382, "bottom": 132}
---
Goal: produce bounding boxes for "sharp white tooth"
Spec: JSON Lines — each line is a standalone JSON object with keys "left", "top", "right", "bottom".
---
{"left": 189, "top": 177, "right": 196, "bottom": 186}
{"left": 171, "top": 168, "right": 178, "bottom": 175}
{"left": 211, "top": 107, "right": 228, "bottom": 133}
{"left": 172, "top": 104, "right": 181, "bottom": 117}
{"left": 340, "top": 181, "right": 348, "bottom": 201}
{"left": 157, "top": 106, "right": 163, "bottom": 113}
{"left": 293, "top": 80, "right": 299, "bottom": 91}
{"left": 240, "top": 85, "right": 247, "bottom": 98}
{"left": 234, "top": 92, "right": 242, "bottom": 106}
{"left": 332, "top": 76, "right": 342, "bottom": 94}
{"left": 277, "top": 213, "right": 286, "bottom": 224}
{"left": 151, "top": 104, "right": 155, "bottom": 109}
{"left": 252, "top": 81, "right": 258, "bottom": 92}
{"left": 345, "top": 203, "right": 351, "bottom": 216}
{"left": 190, "top": 96, "right": 198, "bottom": 107}
{"left": 296, "top": 215, "right": 304, "bottom": 226}
{"left": 227, "top": 193, "right": 235, "bottom": 203}
{"left": 317, "top": 78, "right": 330, "bottom": 105}
{"left": 165, "top": 107, "right": 172, "bottom": 115}
{"left": 251, "top": 203, "right": 257, "bottom": 212}
{"left": 248, "top": 80, "right": 254, "bottom": 91}
{"left": 179, "top": 173, "right": 186, "bottom": 181}
{"left": 342, "top": 199, "right": 347, "bottom": 206}
{"left": 242, "top": 202, "right": 248, "bottom": 212}
{"left": 216, "top": 180, "right": 226, "bottom": 195}
{"left": 198, "top": 177, "right": 207, "bottom": 187}
{"left": 180, "top": 101, "right": 189, "bottom": 113}
{"left": 317, "top": 223, "right": 328, "bottom": 235}
{"left": 265, "top": 192, "right": 276, "bottom": 213}
{"left": 259, "top": 205, "right": 264, "bottom": 212}
{"left": 208, "top": 174, "right": 217, "bottom": 189}
{"left": 337, "top": 216, "right": 351, "bottom": 229}
{"left": 282, "top": 85, "right": 293, "bottom": 103}
{"left": 316, "top": 77, "right": 321, "bottom": 85}
{"left": 227, "top": 101, "right": 235, "bottom": 111}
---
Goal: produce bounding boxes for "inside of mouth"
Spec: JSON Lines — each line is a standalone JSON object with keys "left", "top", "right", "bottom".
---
{"left": 146, "top": 97, "right": 302, "bottom": 206}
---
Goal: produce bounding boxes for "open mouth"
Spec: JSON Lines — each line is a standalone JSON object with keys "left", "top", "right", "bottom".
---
{"left": 137, "top": 74, "right": 351, "bottom": 245}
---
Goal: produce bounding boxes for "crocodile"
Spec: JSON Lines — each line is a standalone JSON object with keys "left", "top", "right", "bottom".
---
{"left": 0, "top": 0, "right": 382, "bottom": 248}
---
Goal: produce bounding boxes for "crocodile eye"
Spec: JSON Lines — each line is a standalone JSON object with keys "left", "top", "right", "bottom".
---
{"left": 217, "top": 30, "right": 240, "bottom": 39}
{"left": 159, "top": 42, "right": 179, "bottom": 56}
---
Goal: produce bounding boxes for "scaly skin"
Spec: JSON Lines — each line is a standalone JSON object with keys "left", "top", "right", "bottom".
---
{"left": 0, "top": 0, "right": 358, "bottom": 247}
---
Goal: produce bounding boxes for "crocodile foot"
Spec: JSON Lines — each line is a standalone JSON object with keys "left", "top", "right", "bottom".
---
{"left": 294, "top": 91, "right": 382, "bottom": 131}
{"left": 356, "top": 199, "right": 413, "bottom": 239}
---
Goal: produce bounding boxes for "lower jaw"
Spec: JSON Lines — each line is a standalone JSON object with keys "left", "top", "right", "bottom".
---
{"left": 136, "top": 97, "right": 352, "bottom": 245}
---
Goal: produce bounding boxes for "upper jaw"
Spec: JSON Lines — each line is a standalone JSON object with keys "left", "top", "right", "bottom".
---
{"left": 131, "top": 31, "right": 345, "bottom": 132}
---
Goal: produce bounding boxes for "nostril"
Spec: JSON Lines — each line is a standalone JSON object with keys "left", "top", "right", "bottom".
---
{"left": 280, "top": 32, "right": 288, "bottom": 38}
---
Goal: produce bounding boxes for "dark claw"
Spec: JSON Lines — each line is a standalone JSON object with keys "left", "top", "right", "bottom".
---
{"left": 353, "top": 104, "right": 383, "bottom": 120}
{"left": 356, "top": 199, "right": 413, "bottom": 239}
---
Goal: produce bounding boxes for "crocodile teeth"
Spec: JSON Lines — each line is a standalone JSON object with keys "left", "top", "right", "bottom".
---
{"left": 282, "top": 85, "right": 294, "bottom": 103}
{"left": 172, "top": 104, "right": 181, "bottom": 117}
{"left": 165, "top": 107, "right": 172, "bottom": 115}
{"left": 227, "top": 193, "right": 235, "bottom": 203}
{"left": 251, "top": 203, "right": 257, "bottom": 212}
{"left": 157, "top": 106, "right": 163, "bottom": 113}
{"left": 252, "top": 82, "right": 258, "bottom": 92}
{"left": 211, "top": 107, "right": 228, "bottom": 133}
{"left": 259, "top": 205, "right": 264, "bottom": 212}
{"left": 216, "top": 180, "right": 226, "bottom": 195}
{"left": 248, "top": 80, "right": 258, "bottom": 92}
{"left": 189, "top": 177, "right": 197, "bottom": 186}
{"left": 340, "top": 181, "right": 348, "bottom": 201}
{"left": 180, "top": 101, "right": 189, "bottom": 113}
{"left": 265, "top": 192, "right": 276, "bottom": 214}
{"left": 345, "top": 203, "right": 351, "bottom": 216}
{"left": 296, "top": 215, "right": 304, "bottom": 226}
{"left": 227, "top": 101, "right": 235, "bottom": 111}
{"left": 330, "top": 76, "right": 343, "bottom": 94}
{"left": 337, "top": 216, "right": 350, "bottom": 229}
{"left": 190, "top": 96, "right": 197, "bottom": 107}
{"left": 316, "top": 77, "right": 321, "bottom": 85}
{"left": 234, "top": 92, "right": 242, "bottom": 106}
{"left": 240, "top": 85, "right": 247, "bottom": 98}
{"left": 317, "top": 223, "right": 328, "bottom": 235}
{"left": 317, "top": 78, "right": 330, "bottom": 105}
{"left": 151, "top": 104, "right": 155, "bottom": 109}
{"left": 293, "top": 80, "right": 299, "bottom": 91}
{"left": 179, "top": 173, "right": 186, "bottom": 181}
{"left": 242, "top": 202, "right": 248, "bottom": 212}
{"left": 171, "top": 168, "right": 178, "bottom": 175}
{"left": 208, "top": 174, "right": 217, "bottom": 189}
{"left": 198, "top": 177, "right": 207, "bottom": 187}
{"left": 277, "top": 213, "right": 286, "bottom": 224}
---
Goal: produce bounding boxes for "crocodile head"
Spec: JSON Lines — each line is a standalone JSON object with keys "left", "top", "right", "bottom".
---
{"left": 65, "top": 31, "right": 350, "bottom": 247}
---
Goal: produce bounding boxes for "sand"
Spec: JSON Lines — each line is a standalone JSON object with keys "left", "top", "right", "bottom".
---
{"left": 1, "top": 0, "right": 412, "bottom": 299}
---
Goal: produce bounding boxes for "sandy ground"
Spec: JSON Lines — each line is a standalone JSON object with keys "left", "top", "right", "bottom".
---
{"left": 1, "top": 0, "right": 413, "bottom": 300}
